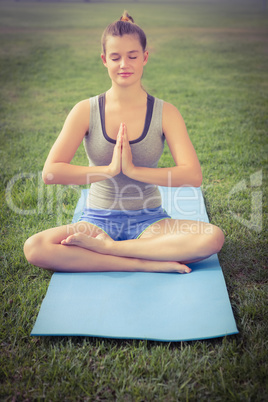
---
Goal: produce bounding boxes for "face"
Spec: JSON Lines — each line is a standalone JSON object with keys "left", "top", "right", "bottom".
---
{"left": 101, "top": 34, "right": 149, "bottom": 87}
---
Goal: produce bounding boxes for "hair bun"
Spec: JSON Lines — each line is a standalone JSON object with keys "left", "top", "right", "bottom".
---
{"left": 120, "top": 11, "right": 134, "bottom": 23}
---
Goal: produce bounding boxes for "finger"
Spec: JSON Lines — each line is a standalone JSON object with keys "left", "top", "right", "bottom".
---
{"left": 122, "top": 124, "right": 129, "bottom": 146}
{"left": 117, "top": 123, "right": 123, "bottom": 137}
{"left": 116, "top": 123, "right": 123, "bottom": 144}
{"left": 123, "top": 123, "right": 127, "bottom": 140}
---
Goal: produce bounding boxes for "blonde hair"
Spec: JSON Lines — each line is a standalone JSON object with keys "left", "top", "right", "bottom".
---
{"left": 101, "top": 11, "right": 147, "bottom": 55}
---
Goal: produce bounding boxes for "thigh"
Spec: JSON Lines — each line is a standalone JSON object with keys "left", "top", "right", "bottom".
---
{"left": 139, "top": 218, "right": 214, "bottom": 239}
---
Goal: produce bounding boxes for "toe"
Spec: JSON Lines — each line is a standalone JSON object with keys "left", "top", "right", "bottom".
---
{"left": 184, "top": 267, "right": 192, "bottom": 273}
{"left": 61, "top": 234, "right": 77, "bottom": 245}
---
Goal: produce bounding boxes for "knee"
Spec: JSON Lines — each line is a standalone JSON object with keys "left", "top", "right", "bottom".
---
{"left": 24, "top": 233, "right": 44, "bottom": 266}
{"left": 210, "top": 225, "right": 225, "bottom": 254}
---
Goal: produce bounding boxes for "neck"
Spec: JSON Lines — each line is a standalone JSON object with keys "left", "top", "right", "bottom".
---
{"left": 107, "top": 83, "right": 147, "bottom": 105}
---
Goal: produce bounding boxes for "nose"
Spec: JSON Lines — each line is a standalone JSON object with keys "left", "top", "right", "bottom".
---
{"left": 120, "top": 57, "right": 128, "bottom": 68}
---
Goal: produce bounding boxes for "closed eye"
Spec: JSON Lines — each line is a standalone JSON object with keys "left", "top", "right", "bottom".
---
{"left": 111, "top": 57, "right": 137, "bottom": 61}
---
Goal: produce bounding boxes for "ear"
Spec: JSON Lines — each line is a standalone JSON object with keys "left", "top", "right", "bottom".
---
{"left": 143, "top": 50, "right": 149, "bottom": 66}
{"left": 101, "top": 54, "right": 108, "bottom": 68}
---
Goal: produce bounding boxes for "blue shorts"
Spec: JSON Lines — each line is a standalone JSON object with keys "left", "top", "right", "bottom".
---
{"left": 79, "top": 206, "right": 171, "bottom": 241}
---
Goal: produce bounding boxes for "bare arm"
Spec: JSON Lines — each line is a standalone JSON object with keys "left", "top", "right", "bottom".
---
{"left": 122, "top": 102, "right": 202, "bottom": 187}
{"left": 42, "top": 100, "right": 122, "bottom": 185}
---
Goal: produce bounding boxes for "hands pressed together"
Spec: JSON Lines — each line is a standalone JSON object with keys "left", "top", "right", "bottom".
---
{"left": 109, "top": 123, "right": 135, "bottom": 178}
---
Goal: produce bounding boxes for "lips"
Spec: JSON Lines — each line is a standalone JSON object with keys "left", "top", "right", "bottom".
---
{"left": 118, "top": 72, "right": 133, "bottom": 77}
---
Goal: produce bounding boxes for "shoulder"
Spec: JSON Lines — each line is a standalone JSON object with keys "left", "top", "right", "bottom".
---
{"left": 153, "top": 97, "right": 183, "bottom": 120}
{"left": 61, "top": 99, "right": 91, "bottom": 133}
{"left": 71, "top": 98, "right": 90, "bottom": 114}
{"left": 162, "top": 101, "right": 186, "bottom": 132}
{"left": 66, "top": 99, "right": 90, "bottom": 125}
{"left": 163, "top": 101, "right": 182, "bottom": 118}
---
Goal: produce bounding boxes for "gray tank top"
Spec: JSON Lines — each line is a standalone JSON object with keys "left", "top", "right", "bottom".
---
{"left": 83, "top": 93, "right": 165, "bottom": 210}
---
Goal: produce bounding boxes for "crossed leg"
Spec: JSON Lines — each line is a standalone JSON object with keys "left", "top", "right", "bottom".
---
{"left": 62, "top": 218, "right": 224, "bottom": 266}
{"left": 23, "top": 221, "right": 192, "bottom": 274}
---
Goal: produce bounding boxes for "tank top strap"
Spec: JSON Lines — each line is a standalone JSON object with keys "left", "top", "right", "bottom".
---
{"left": 98, "top": 93, "right": 155, "bottom": 145}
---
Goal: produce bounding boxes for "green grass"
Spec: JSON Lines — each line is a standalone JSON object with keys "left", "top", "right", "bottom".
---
{"left": 0, "top": 1, "right": 267, "bottom": 400}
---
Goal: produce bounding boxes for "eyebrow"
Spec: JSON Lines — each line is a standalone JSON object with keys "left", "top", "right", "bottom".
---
{"left": 109, "top": 50, "right": 139, "bottom": 56}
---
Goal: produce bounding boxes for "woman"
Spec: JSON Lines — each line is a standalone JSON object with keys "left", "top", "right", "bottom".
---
{"left": 24, "top": 11, "right": 224, "bottom": 274}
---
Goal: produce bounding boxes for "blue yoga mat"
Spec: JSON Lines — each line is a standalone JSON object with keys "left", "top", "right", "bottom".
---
{"left": 31, "top": 187, "right": 238, "bottom": 341}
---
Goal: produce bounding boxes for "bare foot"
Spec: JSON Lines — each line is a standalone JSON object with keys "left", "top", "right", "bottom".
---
{"left": 163, "top": 261, "right": 191, "bottom": 274}
{"left": 139, "top": 260, "right": 191, "bottom": 274}
{"left": 176, "top": 262, "right": 191, "bottom": 274}
{"left": 61, "top": 232, "right": 110, "bottom": 254}
{"left": 61, "top": 234, "right": 191, "bottom": 274}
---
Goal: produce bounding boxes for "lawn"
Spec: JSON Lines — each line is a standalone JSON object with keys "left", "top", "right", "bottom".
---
{"left": 0, "top": 0, "right": 267, "bottom": 400}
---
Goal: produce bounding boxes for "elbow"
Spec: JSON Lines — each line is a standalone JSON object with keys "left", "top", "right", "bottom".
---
{"left": 195, "top": 170, "right": 203, "bottom": 187}
{"left": 193, "top": 164, "right": 203, "bottom": 187}
{"left": 180, "top": 165, "right": 202, "bottom": 187}
{"left": 187, "top": 168, "right": 202, "bottom": 187}
{"left": 42, "top": 167, "right": 54, "bottom": 184}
